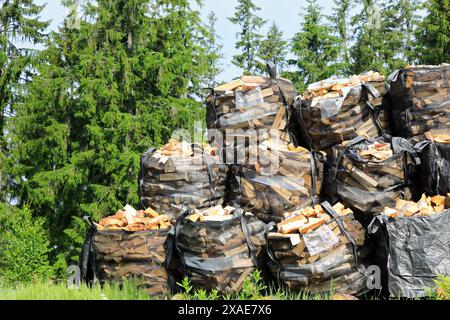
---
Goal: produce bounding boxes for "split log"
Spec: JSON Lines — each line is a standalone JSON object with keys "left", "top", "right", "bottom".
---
{"left": 293, "top": 71, "right": 389, "bottom": 152}
{"left": 267, "top": 202, "right": 368, "bottom": 295}
{"left": 175, "top": 208, "right": 266, "bottom": 294}
{"left": 390, "top": 64, "right": 450, "bottom": 141}
{"left": 139, "top": 139, "right": 228, "bottom": 218}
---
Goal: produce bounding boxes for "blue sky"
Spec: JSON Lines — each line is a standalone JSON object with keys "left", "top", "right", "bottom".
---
{"left": 36, "top": 0, "right": 334, "bottom": 81}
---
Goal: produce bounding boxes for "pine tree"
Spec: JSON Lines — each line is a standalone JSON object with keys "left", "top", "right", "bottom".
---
{"left": 229, "top": 0, "right": 266, "bottom": 75}
{"left": 256, "top": 22, "right": 288, "bottom": 74}
{"left": 287, "top": 0, "right": 340, "bottom": 92}
{"left": 350, "top": 0, "right": 385, "bottom": 74}
{"left": 0, "top": 0, "right": 48, "bottom": 145}
{"left": 0, "top": 0, "right": 48, "bottom": 201}
{"left": 328, "top": 0, "right": 352, "bottom": 75}
{"left": 415, "top": 0, "right": 450, "bottom": 64}
{"left": 7, "top": 0, "right": 209, "bottom": 263}
{"left": 202, "top": 11, "right": 223, "bottom": 89}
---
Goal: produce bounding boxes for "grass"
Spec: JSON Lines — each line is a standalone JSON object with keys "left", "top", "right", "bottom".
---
{"left": 0, "top": 279, "right": 152, "bottom": 300}
{"left": 1, "top": 273, "right": 448, "bottom": 301}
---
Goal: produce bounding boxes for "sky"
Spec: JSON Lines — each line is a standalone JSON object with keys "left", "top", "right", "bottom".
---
{"left": 35, "top": 0, "right": 333, "bottom": 81}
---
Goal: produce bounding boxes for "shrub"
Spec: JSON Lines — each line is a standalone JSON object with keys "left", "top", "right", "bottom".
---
{"left": 0, "top": 207, "right": 51, "bottom": 284}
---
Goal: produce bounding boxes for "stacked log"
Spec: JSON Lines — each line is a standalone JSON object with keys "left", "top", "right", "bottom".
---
{"left": 206, "top": 74, "right": 298, "bottom": 164}
{"left": 267, "top": 202, "right": 369, "bottom": 295}
{"left": 175, "top": 206, "right": 266, "bottom": 294}
{"left": 328, "top": 136, "right": 419, "bottom": 222}
{"left": 80, "top": 205, "right": 174, "bottom": 297}
{"left": 390, "top": 64, "right": 450, "bottom": 142}
{"left": 139, "top": 139, "right": 227, "bottom": 218}
{"left": 293, "top": 71, "right": 389, "bottom": 152}
{"left": 380, "top": 194, "right": 450, "bottom": 218}
{"left": 231, "top": 140, "right": 324, "bottom": 223}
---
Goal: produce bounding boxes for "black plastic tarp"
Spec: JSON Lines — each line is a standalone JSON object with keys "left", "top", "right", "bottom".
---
{"left": 368, "top": 210, "right": 450, "bottom": 298}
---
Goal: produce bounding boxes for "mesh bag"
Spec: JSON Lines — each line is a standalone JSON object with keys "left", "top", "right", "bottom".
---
{"left": 229, "top": 141, "right": 324, "bottom": 223}
{"left": 139, "top": 141, "right": 227, "bottom": 218}
{"left": 328, "top": 136, "right": 419, "bottom": 217}
{"left": 389, "top": 64, "right": 450, "bottom": 142}
{"left": 80, "top": 217, "right": 174, "bottom": 297}
{"left": 293, "top": 72, "right": 389, "bottom": 152}
{"left": 267, "top": 202, "right": 370, "bottom": 296}
{"left": 174, "top": 209, "right": 266, "bottom": 294}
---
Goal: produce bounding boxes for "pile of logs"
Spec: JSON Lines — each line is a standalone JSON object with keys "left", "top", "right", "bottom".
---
{"left": 139, "top": 139, "right": 227, "bottom": 218}
{"left": 206, "top": 75, "right": 298, "bottom": 163}
{"left": 91, "top": 218, "right": 172, "bottom": 296}
{"left": 97, "top": 205, "right": 171, "bottom": 232}
{"left": 390, "top": 64, "right": 450, "bottom": 141}
{"left": 175, "top": 207, "right": 266, "bottom": 294}
{"left": 232, "top": 140, "right": 323, "bottom": 223}
{"left": 267, "top": 202, "right": 368, "bottom": 295}
{"left": 329, "top": 137, "right": 416, "bottom": 217}
{"left": 381, "top": 194, "right": 450, "bottom": 218}
{"left": 294, "top": 71, "right": 389, "bottom": 152}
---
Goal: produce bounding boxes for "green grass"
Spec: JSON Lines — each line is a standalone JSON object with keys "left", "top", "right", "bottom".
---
{"left": 0, "top": 280, "right": 152, "bottom": 300}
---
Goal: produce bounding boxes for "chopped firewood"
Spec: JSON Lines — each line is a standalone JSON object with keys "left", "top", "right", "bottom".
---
{"left": 295, "top": 71, "right": 391, "bottom": 151}
{"left": 382, "top": 194, "right": 450, "bottom": 218}
{"left": 330, "top": 136, "right": 414, "bottom": 214}
{"left": 390, "top": 65, "right": 450, "bottom": 141}
{"left": 91, "top": 224, "right": 171, "bottom": 296}
{"left": 139, "top": 139, "right": 228, "bottom": 218}
{"left": 268, "top": 202, "right": 367, "bottom": 295}
{"left": 233, "top": 139, "right": 323, "bottom": 223}
{"left": 176, "top": 211, "right": 266, "bottom": 294}
{"left": 98, "top": 205, "right": 171, "bottom": 231}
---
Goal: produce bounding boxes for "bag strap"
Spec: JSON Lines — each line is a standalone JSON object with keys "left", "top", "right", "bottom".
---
{"left": 264, "top": 222, "right": 282, "bottom": 287}
{"left": 240, "top": 215, "right": 259, "bottom": 268}
{"left": 295, "top": 98, "right": 313, "bottom": 151}
{"left": 361, "top": 83, "right": 386, "bottom": 138}
{"left": 321, "top": 201, "right": 359, "bottom": 268}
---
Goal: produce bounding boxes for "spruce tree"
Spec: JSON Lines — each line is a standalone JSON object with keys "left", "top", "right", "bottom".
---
{"left": 415, "top": 0, "right": 450, "bottom": 64}
{"left": 256, "top": 22, "right": 288, "bottom": 74}
{"left": 8, "top": 0, "right": 209, "bottom": 263}
{"left": 202, "top": 11, "right": 223, "bottom": 89}
{"left": 288, "top": 0, "right": 340, "bottom": 92}
{"left": 0, "top": 0, "right": 48, "bottom": 201}
{"left": 329, "top": 0, "right": 352, "bottom": 75}
{"left": 0, "top": 0, "right": 48, "bottom": 144}
{"left": 229, "top": 0, "right": 266, "bottom": 75}
{"left": 350, "top": 0, "right": 385, "bottom": 74}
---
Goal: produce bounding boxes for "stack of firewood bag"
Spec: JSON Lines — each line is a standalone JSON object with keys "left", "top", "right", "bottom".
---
{"left": 389, "top": 64, "right": 450, "bottom": 142}
{"left": 139, "top": 139, "right": 227, "bottom": 218}
{"left": 414, "top": 132, "right": 450, "bottom": 196}
{"left": 230, "top": 140, "right": 324, "bottom": 223}
{"left": 267, "top": 202, "right": 370, "bottom": 295}
{"left": 368, "top": 194, "right": 450, "bottom": 298}
{"left": 293, "top": 71, "right": 390, "bottom": 152}
{"left": 80, "top": 205, "right": 175, "bottom": 297}
{"left": 206, "top": 70, "right": 298, "bottom": 164}
{"left": 174, "top": 205, "right": 266, "bottom": 294}
{"left": 327, "top": 136, "right": 420, "bottom": 225}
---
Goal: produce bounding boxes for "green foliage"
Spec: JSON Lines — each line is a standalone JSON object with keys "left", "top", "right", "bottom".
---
{"left": 202, "top": 11, "right": 224, "bottom": 89}
{"left": 0, "top": 207, "right": 51, "bottom": 285}
{"left": 414, "top": 0, "right": 450, "bottom": 64}
{"left": 6, "top": 0, "right": 208, "bottom": 266}
{"left": 236, "top": 270, "right": 267, "bottom": 300}
{"left": 328, "top": 0, "right": 352, "bottom": 75}
{"left": 256, "top": 22, "right": 288, "bottom": 74}
{"left": 426, "top": 275, "right": 450, "bottom": 300}
{"left": 287, "top": 0, "right": 340, "bottom": 92}
{"left": 229, "top": 0, "right": 266, "bottom": 74}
